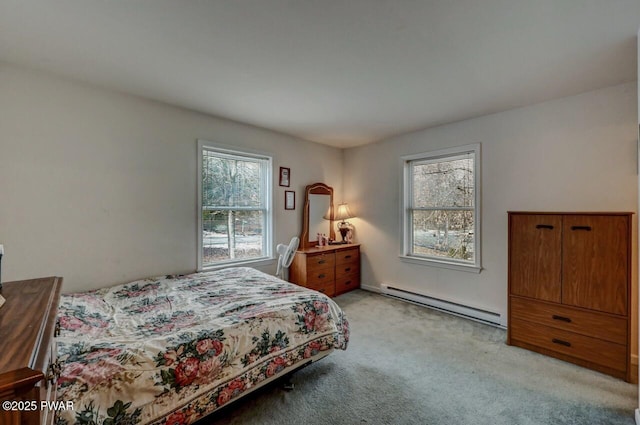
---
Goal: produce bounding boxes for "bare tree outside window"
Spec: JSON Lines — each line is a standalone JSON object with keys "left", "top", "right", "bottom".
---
{"left": 200, "top": 146, "right": 271, "bottom": 267}
{"left": 403, "top": 144, "right": 481, "bottom": 270}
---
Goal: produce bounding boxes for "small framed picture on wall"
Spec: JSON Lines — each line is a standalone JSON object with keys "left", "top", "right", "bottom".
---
{"left": 285, "top": 191, "right": 295, "bottom": 210}
{"left": 279, "top": 167, "right": 290, "bottom": 187}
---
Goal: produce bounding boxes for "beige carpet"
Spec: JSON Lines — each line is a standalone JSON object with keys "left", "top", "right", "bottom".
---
{"left": 202, "top": 290, "right": 637, "bottom": 425}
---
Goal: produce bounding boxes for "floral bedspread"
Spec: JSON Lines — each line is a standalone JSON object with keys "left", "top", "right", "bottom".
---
{"left": 55, "top": 267, "right": 349, "bottom": 425}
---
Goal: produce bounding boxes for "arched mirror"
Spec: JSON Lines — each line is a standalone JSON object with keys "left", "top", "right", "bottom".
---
{"left": 300, "top": 183, "right": 335, "bottom": 249}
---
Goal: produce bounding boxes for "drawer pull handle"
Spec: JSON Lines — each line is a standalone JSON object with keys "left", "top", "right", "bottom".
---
{"left": 536, "top": 224, "right": 554, "bottom": 230}
{"left": 552, "top": 338, "right": 571, "bottom": 347}
{"left": 319, "top": 288, "right": 326, "bottom": 293}
{"left": 318, "top": 260, "right": 326, "bottom": 264}
{"left": 318, "top": 274, "right": 326, "bottom": 279}
{"left": 344, "top": 255, "right": 352, "bottom": 259}
{"left": 552, "top": 315, "right": 572, "bottom": 323}
{"left": 344, "top": 267, "right": 351, "bottom": 272}
{"left": 344, "top": 281, "right": 352, "bottom": 286}
{"left": 571, "top": 226, "right": 592, "bottom": 231}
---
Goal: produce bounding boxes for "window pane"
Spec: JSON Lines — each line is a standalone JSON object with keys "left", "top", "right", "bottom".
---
{"left": 202, "top": 210, "right": 264, "bottom": 265}
{"left": 202, "top": 152, "right": 263, "bottom": 207}
{"left": 412, "top": 157, "right": 474, "bottom": 208}
{"left": 412, "top": 210, "right": 474, "bottom": 262}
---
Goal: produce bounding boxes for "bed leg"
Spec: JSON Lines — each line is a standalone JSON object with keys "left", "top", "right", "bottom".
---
{"left": 282, "top": 379, "right": 295, "bottom": 391}
{"left": 282, "top": 358, "right": 314, "bottom": 391}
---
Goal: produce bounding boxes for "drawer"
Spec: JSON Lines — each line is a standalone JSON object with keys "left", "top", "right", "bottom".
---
{"left": 307, "top": 268, "right": 335, "bottom": 287}
{"left": 336, "top": 274, "right": 359, "bottom": 295}
{"left": 336, "top": 261, "right": 359, "bottom": 278}
{"left": 308, "top": 281, "right": 336, "bottom": 297}
{"left": 306, "top": 253, "right": 335, "bottom": 273}
{"left": 336, "top": 248, "right": 360, "bottom": 265}
{"left": 510, "top": 318, "right": 626, "bottom": 372}
{"left": 510, "top": 297, "right": 627, "bottom": 345}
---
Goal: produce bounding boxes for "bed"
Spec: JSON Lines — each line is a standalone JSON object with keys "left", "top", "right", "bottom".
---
{"left": 55, "top": 267, "right": 349, "bottom": 425}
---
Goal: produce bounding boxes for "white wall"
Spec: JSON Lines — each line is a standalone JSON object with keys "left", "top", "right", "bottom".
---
{"left": 0, "top": 63, "right": 343, "bottom": 293}
{"left": 344, "top": 82, "right": 638, "bottom": 331}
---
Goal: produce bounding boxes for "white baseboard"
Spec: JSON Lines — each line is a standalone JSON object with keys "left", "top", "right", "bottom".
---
{"left": 360, "top": 283, "right": 381, "bottom": 293}
{"left": 634, "top": 408, "right": 640, "bottom": 425}
{"left": 360, "top": 283, "right": 504, "bottom": 327}
{"left": 380, "top": 283, "right": 502, "bottom": 327}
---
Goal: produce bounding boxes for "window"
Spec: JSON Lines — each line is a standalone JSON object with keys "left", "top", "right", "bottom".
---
{"left": 401, "top": 143, "right": 481, "bottom": 272}
{"left": 197, "top": 141, "right": 272, "bottom": 270}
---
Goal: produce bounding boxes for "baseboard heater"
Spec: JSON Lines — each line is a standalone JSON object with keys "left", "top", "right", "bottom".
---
{"left": 380, "top": 284, "right": 501, "bottom": 327}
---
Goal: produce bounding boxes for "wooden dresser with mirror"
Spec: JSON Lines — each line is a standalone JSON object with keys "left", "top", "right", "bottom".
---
{"left": 289, "top": 182, "right": 361, "bottom": 296}
{"left": 0, "top": 276, "right": 63, "bottom": 425}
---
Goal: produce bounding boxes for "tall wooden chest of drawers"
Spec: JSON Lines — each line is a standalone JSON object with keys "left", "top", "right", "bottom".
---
{"left": 0, "top": 277, "right": 63, "bottom": 425}
{"left": 507, "top": 212, "right": 632, "bottom": 381}
{"left": 289, "top": 245, "right": 360, "bottom": 297}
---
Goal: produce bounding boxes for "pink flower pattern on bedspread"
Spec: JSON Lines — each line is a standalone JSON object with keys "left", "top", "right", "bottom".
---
{"left": 55, "top": 267, "right": 349, "bottom": 425}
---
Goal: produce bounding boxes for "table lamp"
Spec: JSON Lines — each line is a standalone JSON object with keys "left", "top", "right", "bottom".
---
{"left": 334, "top": 203, "right": 355, "bottom": 243}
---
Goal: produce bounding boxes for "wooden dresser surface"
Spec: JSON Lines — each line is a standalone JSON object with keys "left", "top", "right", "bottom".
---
{"left": 0, "top": 277, "right": 63, "bottom": 425}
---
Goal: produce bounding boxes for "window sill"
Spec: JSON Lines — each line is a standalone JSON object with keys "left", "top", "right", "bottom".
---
{"left": 199, "top": 257, "right": 276, "bottom": 272}
{"left": 399, "top": 255, "right": 482, "bottom": 273}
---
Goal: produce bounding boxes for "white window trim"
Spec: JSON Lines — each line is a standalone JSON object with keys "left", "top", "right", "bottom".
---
{"left": 197, "top": 140, "right": 274, "bottom": 271}
{"left": 400, "top": 143, "right": 482, "bottom": 273}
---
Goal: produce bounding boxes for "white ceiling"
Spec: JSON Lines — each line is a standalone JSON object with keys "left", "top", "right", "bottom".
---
{"left": 0, "top": 1, "right": 638, "bottom": 148}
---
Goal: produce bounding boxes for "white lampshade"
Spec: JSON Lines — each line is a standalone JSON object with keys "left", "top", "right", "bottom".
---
{"left": 334, "top": 203, "right": 354, "bottom": 221}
